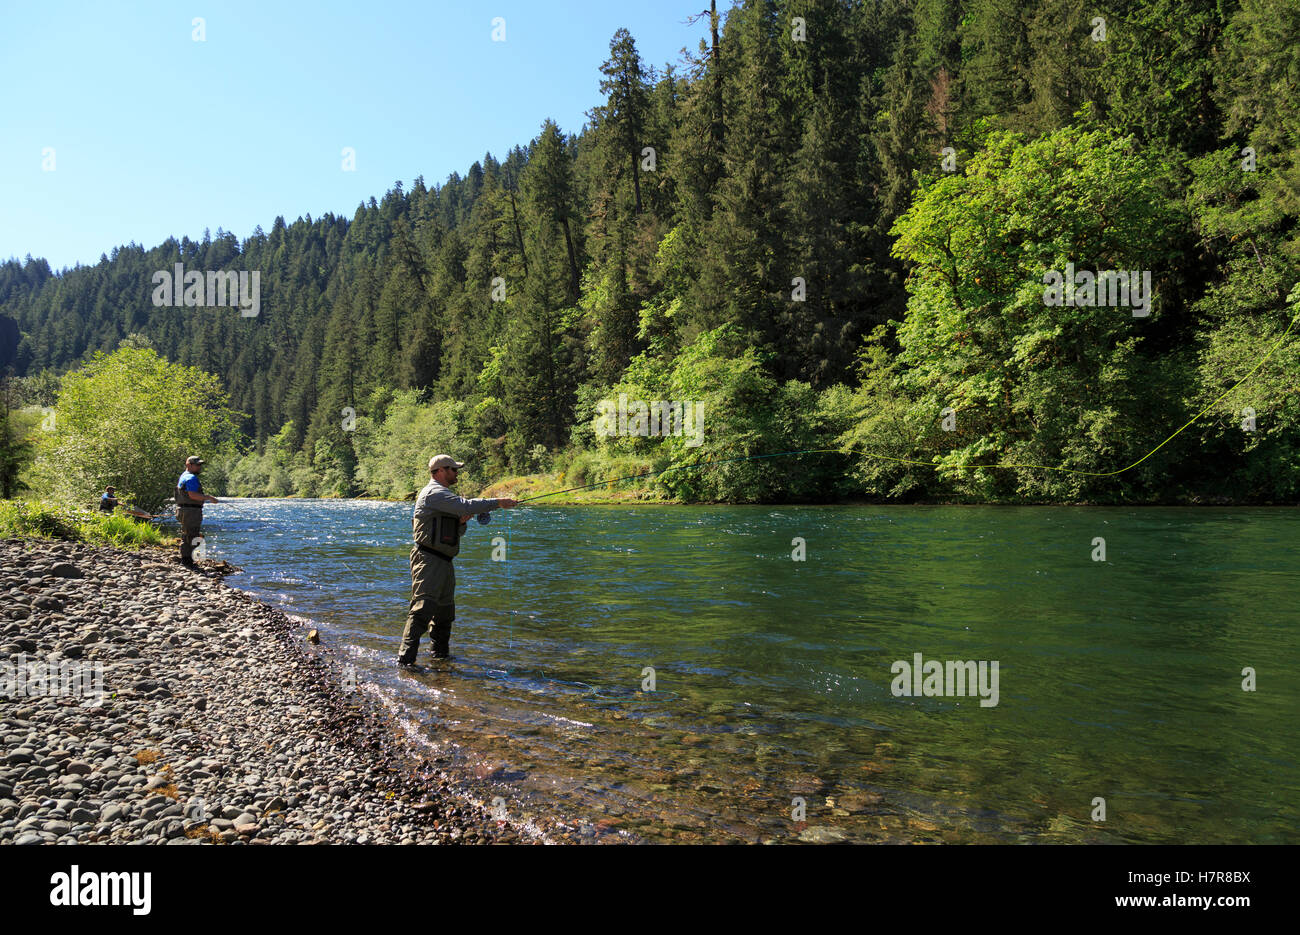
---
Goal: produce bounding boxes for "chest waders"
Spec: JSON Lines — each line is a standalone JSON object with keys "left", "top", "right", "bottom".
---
{"left": 399, "top": 509, "right": 462, "bottom": 663}
{"left": 177, "top": 472, "right": 205, "bottom": 567}
{"left": 177, "top": 505, "right": 203, "bottom": 566}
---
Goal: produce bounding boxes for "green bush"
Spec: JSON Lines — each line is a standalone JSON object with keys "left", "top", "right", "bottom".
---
{"left": 882, "top": 123, "right": 1188, "bottom": 501}
{"left": 355, "top": 392, "right": 476, "bottom": 498}
{"left": 0, "top": 499, "right": 165, "bottom": 547}
{"left": 1186, "top": 290, "right": 1300, "bottom": 501}
{"left": 29, "top": 348, "right": 242, "bottom": 511}
{"left": 0, "top": 499, "right": 78, "bottom": 538}
{"left": 225, "top": 449, "right": 274, "bottom": 497}
{"left": 79, "top": 510, "right": 167, "bottom": 547}
{"left": 601, "top": 326, "right": 848, "bottom": 502}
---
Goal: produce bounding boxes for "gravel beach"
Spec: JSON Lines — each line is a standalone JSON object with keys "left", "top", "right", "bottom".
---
{"left": 0, "top": 538, "right": 534, "bottom": 845}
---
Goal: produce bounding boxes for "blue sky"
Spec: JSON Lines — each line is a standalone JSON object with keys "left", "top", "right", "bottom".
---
{"left": 0, "top": 0, "right": 713, "bottom": 270}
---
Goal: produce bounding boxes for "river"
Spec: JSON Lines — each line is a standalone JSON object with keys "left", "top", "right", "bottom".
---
{"left": 192, "top": 499, "right": 1299, "bottom": 843}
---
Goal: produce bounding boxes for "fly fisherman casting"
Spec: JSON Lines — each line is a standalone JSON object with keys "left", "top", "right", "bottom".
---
{"left": 398, "top": 454, "right": 517, "bottom": 666}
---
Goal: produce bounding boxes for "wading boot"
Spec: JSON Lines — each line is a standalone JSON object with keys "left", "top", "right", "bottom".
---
{"left": 431, "top": 621, "right": 451, "bottom": 659}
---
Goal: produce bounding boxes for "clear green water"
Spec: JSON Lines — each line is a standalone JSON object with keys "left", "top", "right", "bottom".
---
{"left": 199, "top": 500, "right": 1300, "bottom": 843}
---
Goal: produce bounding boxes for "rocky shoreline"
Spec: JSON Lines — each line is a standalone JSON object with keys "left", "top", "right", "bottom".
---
{"left": 0, "top": 538, "right": 534, "bottom": 845}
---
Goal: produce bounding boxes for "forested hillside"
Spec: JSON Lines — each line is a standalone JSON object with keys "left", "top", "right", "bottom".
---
{"left": 3, "top": 0, "right": 1298, "bottom": 503}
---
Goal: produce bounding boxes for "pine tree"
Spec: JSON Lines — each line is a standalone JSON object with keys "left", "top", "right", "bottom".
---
{"left": 874, "top": 25, "right": 932, "bottom": 231}
{"left": 526, "top": 120, "right": 583, "bottom": 301}
{"left": 695, "top": 0, "right": 791, "bottom": 363}
{"left": 597, "top": 29, "right": 652, "bottom": 217}
{"left": 961, "top": 0, "right": 1037, "bottom": 124}
{"left": 1022, "top": 0, "right": 1108, "bottom": 135}
{"left": 0, "top": 373, "right": 34, "bottom": 498}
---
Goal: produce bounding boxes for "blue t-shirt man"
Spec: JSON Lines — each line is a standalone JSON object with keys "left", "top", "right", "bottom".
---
{"left": 176, "top": 455, "right": 216, "bottom": 567}
{"left": 177, "top": 470, "right": 203, "bottom": 505}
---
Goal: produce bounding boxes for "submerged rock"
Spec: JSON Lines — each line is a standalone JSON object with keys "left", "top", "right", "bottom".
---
{"left": 797, "top": 825, "right": 848, "bottom": 844}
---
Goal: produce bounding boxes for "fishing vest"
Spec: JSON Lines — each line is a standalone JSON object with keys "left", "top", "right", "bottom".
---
{"left": 413, "top": 483, "right": 463, "bottom": 560}
{"left": 177, "top": 471, "right": 203, "bottom": 511}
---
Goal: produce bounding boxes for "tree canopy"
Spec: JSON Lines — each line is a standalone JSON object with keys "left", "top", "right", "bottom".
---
{"left": 3, "top": 0, "right": 1298, "bottom": 503}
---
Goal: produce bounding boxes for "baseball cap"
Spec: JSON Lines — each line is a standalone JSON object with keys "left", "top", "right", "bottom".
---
{"left": 186, "top": 455, "right": 205, "bottom": 464}
{"left": 428, "top": 454, "right": 466, "bottom": 471}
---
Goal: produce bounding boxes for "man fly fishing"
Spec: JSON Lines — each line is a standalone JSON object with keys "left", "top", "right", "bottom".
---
{"left": 398, "top": 454, "right": 517, "bottom": 665}
{"left": 176, "top": 455, "right": 219, "bottom": 568}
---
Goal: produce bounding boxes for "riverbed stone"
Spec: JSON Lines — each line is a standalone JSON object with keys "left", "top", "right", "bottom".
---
{"left": 798, "top": 825, "right": 848, "bottom": 844}
{"left": 0, "top": 538, "right": 526, "bottom": 847}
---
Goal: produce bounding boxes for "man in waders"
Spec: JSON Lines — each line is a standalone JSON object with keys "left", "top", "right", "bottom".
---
{"left": 398, "top": 454, "right": 517, "bottom": 665}
{"left": 176, "top": 455, "right": 219, "bottom": 567}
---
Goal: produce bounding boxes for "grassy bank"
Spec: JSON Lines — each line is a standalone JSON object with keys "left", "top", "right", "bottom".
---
{"left": 0, "top": 498, "right": 168, "bottom": 547}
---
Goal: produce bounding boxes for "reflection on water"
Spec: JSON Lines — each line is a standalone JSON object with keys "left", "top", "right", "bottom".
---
{"left": 194, "top": 499, "right": 1300, "bottom": 843}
